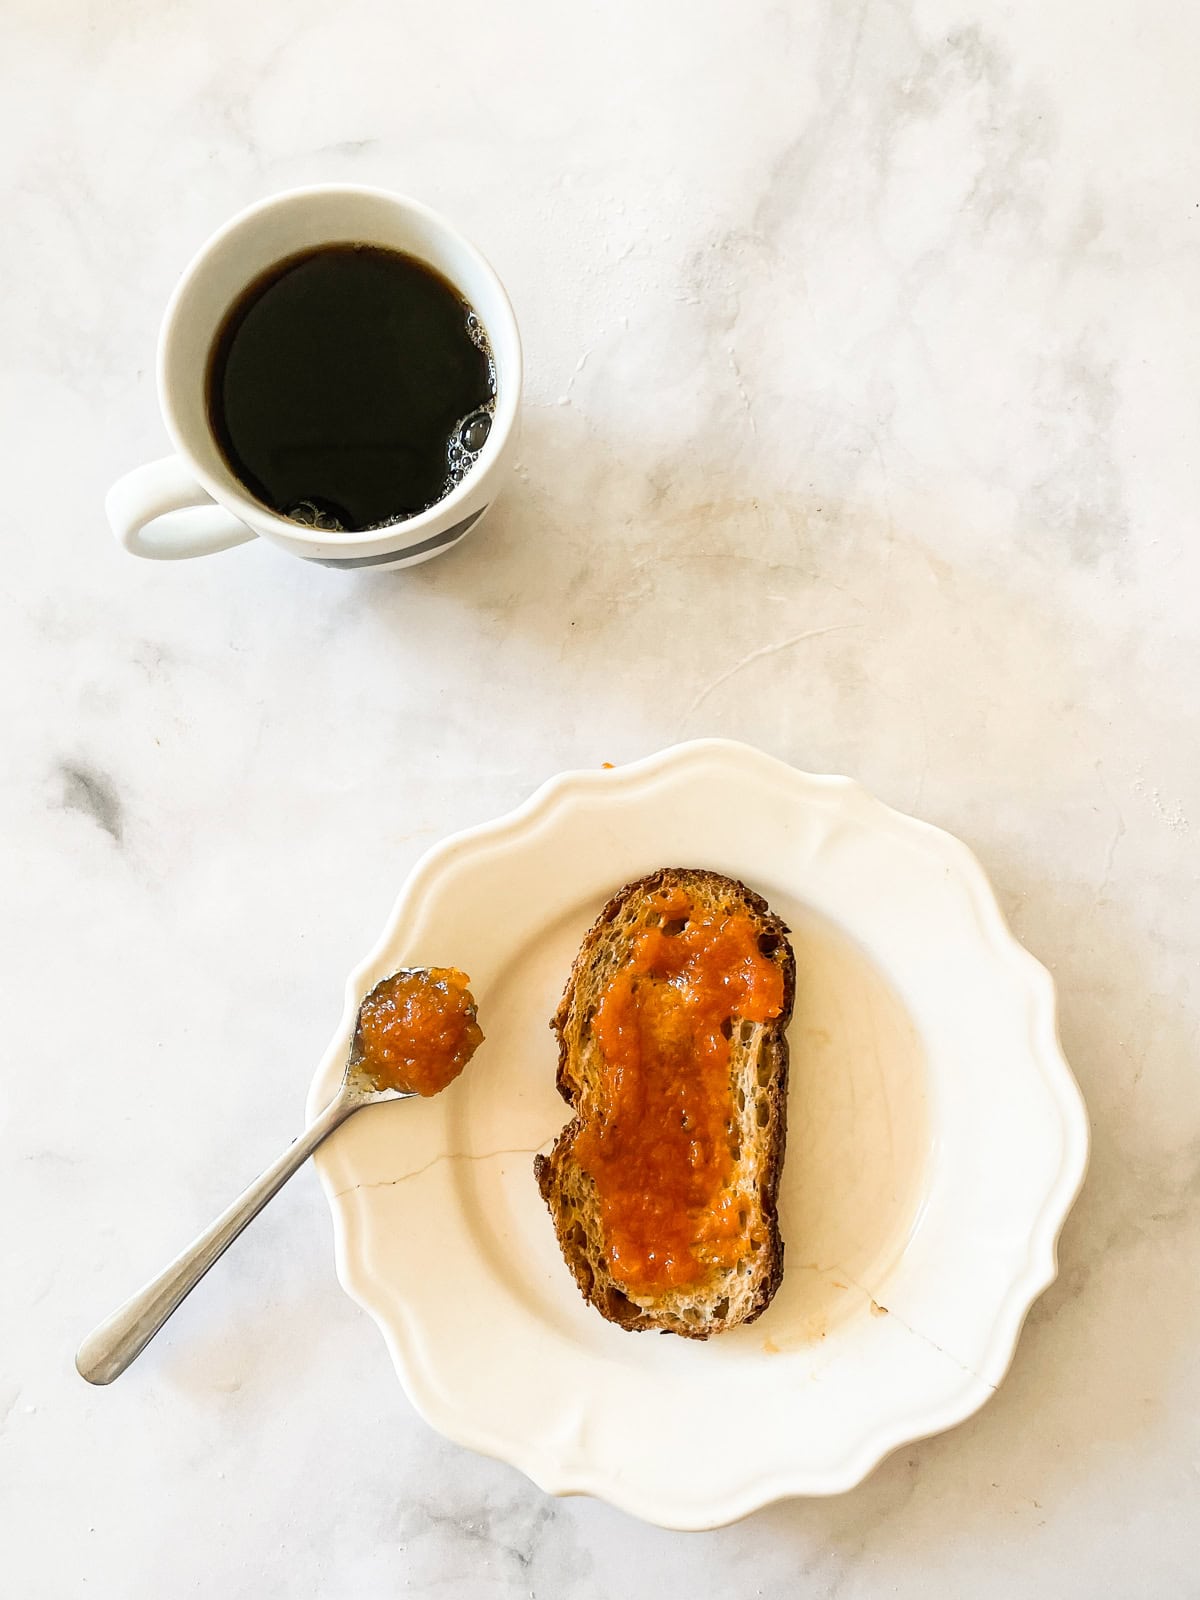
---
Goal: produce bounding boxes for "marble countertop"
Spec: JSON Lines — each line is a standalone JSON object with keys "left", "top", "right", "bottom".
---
{"left": 6, "top": 0, "right": 1199, "bottom": 1593}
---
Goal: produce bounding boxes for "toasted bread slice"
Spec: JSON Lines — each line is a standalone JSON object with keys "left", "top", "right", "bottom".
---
{"left": 535, "top": 868, "right": 795, "bottom": 1338}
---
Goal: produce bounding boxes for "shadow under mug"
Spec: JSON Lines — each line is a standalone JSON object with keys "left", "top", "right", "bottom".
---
{"left": 106, "top": 185, "right": 522, "bottom": 570}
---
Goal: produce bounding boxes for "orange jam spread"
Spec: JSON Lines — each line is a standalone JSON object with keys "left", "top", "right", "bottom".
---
{"left": 355, "top": 967, "right": 483, "bottom": 1096}
{"left": 574, "top": 888, "right": 785, "bottom": 1295}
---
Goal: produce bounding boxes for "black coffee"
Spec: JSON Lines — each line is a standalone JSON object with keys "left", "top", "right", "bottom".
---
{"left": 206, "top": 243, "right": 495, "bottom": 532}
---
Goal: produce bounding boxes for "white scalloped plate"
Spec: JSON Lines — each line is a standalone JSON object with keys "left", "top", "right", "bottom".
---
{"left": 307, "top": 740, "right": 1088, "bottom": 1529}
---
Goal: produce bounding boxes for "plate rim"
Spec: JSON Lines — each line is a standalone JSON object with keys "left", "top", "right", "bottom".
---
{"left": 309, "top": 738, "right": 1090, "bottom": 1528}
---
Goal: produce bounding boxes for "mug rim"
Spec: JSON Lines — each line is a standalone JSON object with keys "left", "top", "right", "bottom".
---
{"left": 156, "top": 183, "right": 522, "bottom": 553}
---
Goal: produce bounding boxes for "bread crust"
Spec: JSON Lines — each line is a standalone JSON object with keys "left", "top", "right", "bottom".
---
{"left": 535, "top": 868, "right": 795, "bottom": 1338}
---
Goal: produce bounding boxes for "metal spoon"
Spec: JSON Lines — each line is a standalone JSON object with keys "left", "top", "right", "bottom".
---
{"left": 76, "top": 967, "right": 456, "bottom": 1386}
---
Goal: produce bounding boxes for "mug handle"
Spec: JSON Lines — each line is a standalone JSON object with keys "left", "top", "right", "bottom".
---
{"left": 106, "top": 455, "right": 257, "bottom": 560}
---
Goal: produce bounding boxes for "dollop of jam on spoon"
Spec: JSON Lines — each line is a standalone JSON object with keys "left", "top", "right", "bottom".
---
{"left": 352, "top": 966, "right": 484, "bottom": 1096}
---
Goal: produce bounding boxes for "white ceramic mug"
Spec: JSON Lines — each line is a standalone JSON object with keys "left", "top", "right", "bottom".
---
{"left": 106, "top": 186, "right": 522, "bottom": 570}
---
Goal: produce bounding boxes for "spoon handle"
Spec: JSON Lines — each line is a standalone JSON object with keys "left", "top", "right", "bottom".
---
{"left": 76, "top": 1094, "right": 358, "bottom": 1385}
